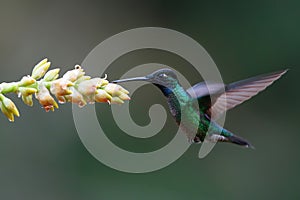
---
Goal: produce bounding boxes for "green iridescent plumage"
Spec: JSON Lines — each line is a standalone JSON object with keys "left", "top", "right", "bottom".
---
{"left": 113, "top": 68, "right": 287, "bottom": 148}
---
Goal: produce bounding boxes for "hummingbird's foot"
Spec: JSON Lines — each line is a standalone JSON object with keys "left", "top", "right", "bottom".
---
{"left": 205, "top": 134, "right": 227, "bottom": 143}
{"left": 188, "top": 136, "right": 202, "bottom": 144}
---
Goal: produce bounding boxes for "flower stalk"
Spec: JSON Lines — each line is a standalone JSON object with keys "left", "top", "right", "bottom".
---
{"left": 0, "top": 58, "right": 130, "bottom": 122}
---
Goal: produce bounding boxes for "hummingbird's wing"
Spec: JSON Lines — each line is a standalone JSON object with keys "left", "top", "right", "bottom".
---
{"left": 186, "top": 81, "right": 225, "bottom": 113}
{"left": 186, "top": 69, "right": 288, "bottom": 118}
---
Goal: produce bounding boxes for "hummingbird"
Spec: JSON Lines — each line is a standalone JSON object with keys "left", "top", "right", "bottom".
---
{"left": 113, "top": 68, "right": 287, "bottom": 148}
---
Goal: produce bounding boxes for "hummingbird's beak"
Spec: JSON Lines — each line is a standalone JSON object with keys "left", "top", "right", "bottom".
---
{"left": 112, "top": 76, "right": 150, "bottom": 83}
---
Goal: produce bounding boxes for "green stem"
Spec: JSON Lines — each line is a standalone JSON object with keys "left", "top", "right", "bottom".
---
{"left": 0, "top": 93, "right": 5, "bottom": 101}
{"left": 0, "top": 82, "right": 19, "bottom": 94}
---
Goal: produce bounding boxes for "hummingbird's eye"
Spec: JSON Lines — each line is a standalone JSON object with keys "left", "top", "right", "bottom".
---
{"left": 160, "top": 73, "right": 167, "bottom": 78}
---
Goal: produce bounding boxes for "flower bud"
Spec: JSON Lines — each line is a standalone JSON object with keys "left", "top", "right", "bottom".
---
{"left": 32, "top": 58, "right": 48, "bottom": 74}
{"left": 75, "top": 76, "right": 91, "bottom": 84}
{"left": 110, "top": 96, "right": 124, "bottom": 104}
{"left": 57, "top": 96, "right": 67, "bottom": 104}
{"left": 0, "top": 94, "right": 20, "bottom": 121}
{"left": 31, "top": 61, "right": 51, "bottom": 80}
{"left": 44, "top": 68, "right": 60, "bottom": 81}
{"left": 101, "top": 80, "right": 109, "bottom": 87}
{"left": 18, "top": 87, "right": 37, "bottom": 97}
{"left": 0, "top": 104, "right": 14, "bottom": 122}
{"left": 50, "top": 79, "right": 73, "bottom": 100}
{"left": 22, "top": 95, "right": 33, "bottom": 106}
{"left": 19, "top": 76, "right": 36, "bottom": 87}
{"left": 120, "top": 87, "right": 129, "bottom": 94}
{"left": 36, "top": 84, "right": 58, "bottom": 112}
{"left": 118, "top": 93, "right": 130, "bottom": 101}
{"left": 2, "top": 96, "right": 20, "bottom": 117}
{"left": 77, "top": 78, "right": 102, "bottom": 97}
{"left": 65, "top": 87, "right": 87, "bottom": 108}
{"left": 63, "top": 65, "right": 85, "bottom": 82}
{"left": 104, "top": 83, "right": 128, "bottom": 96}
{"left": 95, "top": 89, "right": 112, "bottom": 103}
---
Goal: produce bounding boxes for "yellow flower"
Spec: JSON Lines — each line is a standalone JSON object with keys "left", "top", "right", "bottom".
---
{"left": 75, "top": 75, "right": 91, "bottom": 84}
{"left": 104, "top": 83, "right": 129, "bottom": 96}
{"left": 65, "top": 87, "right": 87, "bottom": 108}
{"left": 44, "top": 68, "right": 60, "bottom": 81}
{"left": 19, "top": 75, "right": 36, "bottom": 87}
{"left": 0, "top": 60, "right": 131, "bottom": 122}
{"left": 50, "top": 79, "right": 73, "bottom": 103}
{"left": 110, "top": 97, "right": 124, "bottom": 104}
{"left": 31, "top": 58, "right": 51, "bottom": 80}
{"left": 118, "top": 93, "right": 130, "bottom": 101}
{"left": 77, "top": 78, "right": 103, "bottom": 97}
{"left": 102, "top": 83, "right": 130, "bottom": 103}
{"left": 95, "top": 89, "right": 112, "bottom": 103}
{"left": 0, "top": 94, "right": 20, "bottom": 122}
{"left": 18, "top": 87, "right": 36, "bottom": 107}
{"left": 0, "top": 103, "right": 14, "bottom": 122}
{"left": 62, "top": 65, "right": 85, "bottom": 82}
{"left": 22, "top": 95, "right": 33, "bottom": 107}
{"left": 31, "top": 58, "right": 48, "bottom": 74}
{"left": 36, "top": 84, "right": 58, "bottom": 112}
{"left": 18, "top": 87, "right": 37, "bottom": 97}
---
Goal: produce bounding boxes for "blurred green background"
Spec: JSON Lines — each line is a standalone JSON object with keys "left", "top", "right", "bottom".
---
{"left": 0, "top": 0, "right": 299, "bottom": 199}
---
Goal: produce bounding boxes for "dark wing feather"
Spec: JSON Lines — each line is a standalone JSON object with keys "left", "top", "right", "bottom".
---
{"left": 209, "top": 69, "right": 288, "bottom": 118}
{"left": 186, "top": 69, "right": 288, "bottom": 118}
{"left": 186, "top": 82, "right": 225, "bottom": 112}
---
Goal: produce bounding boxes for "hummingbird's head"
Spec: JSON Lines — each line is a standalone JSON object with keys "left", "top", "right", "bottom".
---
{"left": 113, "top": 68, "right": 179, "bottom": 90}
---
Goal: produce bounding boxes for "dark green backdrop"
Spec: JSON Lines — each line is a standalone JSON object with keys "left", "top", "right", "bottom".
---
{"left": 0, "top": 0, "right": 298, "bottom": 199}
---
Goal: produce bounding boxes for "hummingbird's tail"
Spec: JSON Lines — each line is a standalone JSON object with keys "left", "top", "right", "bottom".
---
{"left": 211, "top": 121, "right": 254, "bottom": 148}
{"left": 226, "top": 134, "right": 254, "bottom": 148}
